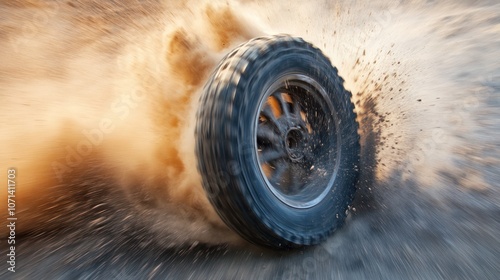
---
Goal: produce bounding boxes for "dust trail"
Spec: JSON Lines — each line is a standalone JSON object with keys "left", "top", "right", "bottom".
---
{"left": 0, "top": 0, "right": 260, "bottom": 246}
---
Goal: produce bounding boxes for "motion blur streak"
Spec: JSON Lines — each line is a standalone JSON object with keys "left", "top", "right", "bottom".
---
{"left": 0, "top": 0, "right": 261, "bottom": 245}
{"left": 1, "top": 0, "right": 499, "bottom": 279}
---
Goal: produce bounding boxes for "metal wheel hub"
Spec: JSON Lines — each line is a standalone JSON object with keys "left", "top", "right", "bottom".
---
{"left": 254, "top": 74, "right": 339, "bottom": 208}
{"left": 285, "top": 127, "right": 306, "bottom": 162}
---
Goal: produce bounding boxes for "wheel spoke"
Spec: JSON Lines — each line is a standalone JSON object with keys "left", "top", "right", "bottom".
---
{"left": 259, "top": 148, "right": 286, "bottom": 164}
{"left": 270, "top": 161, "right": 288, "bottom": 184}
{"left": 275, "top": 93, "right": 291, "bottom": 118}
{"left": 257, "top": 124, "right": 281, "bottom": 143}
{"left": 261, "top": 105, "right": 279, "bottom": 128}
{"left": 290, "top": 101, "right": 304, "bottom": 125}
{"left": 292, "top": 99, "right": 302, "bottom": 120}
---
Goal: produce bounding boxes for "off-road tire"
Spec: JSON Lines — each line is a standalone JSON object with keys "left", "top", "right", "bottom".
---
{"left": 196, "top": 35, "right": 360, "bottom": 248}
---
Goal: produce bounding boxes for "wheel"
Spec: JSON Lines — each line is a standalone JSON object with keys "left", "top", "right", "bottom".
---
{"left": 196, "top": 35, "right": 360, "bottom": 248}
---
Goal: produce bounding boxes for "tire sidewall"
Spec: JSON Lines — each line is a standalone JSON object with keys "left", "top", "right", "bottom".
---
{"left": 231, "top": 49, "right": 358, "bottom": 240}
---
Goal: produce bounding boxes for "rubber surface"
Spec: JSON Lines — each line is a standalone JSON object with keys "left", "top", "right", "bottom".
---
{"left": 196, "top": 35, "right": 360, "bottom": 248}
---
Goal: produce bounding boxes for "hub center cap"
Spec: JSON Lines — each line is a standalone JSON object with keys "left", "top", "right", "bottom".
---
{"left": 285, "top": 127, "right": 304, "bottom": 161}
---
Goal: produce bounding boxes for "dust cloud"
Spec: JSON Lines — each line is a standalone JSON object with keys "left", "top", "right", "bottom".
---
{"left": 0, "top": 0, "right": 261, "bottom": 246}
{"left": 0, "top": 0, "right": 499, "bottom": 264}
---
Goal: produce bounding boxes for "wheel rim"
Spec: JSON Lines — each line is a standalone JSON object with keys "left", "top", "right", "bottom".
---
{"left": 254, "top": 73, "right": 340, "bottom": 209}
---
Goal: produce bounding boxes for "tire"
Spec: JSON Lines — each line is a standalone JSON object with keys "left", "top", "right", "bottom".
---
{"left": 196, "top": 35, "right": 360, "bottom": 248}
